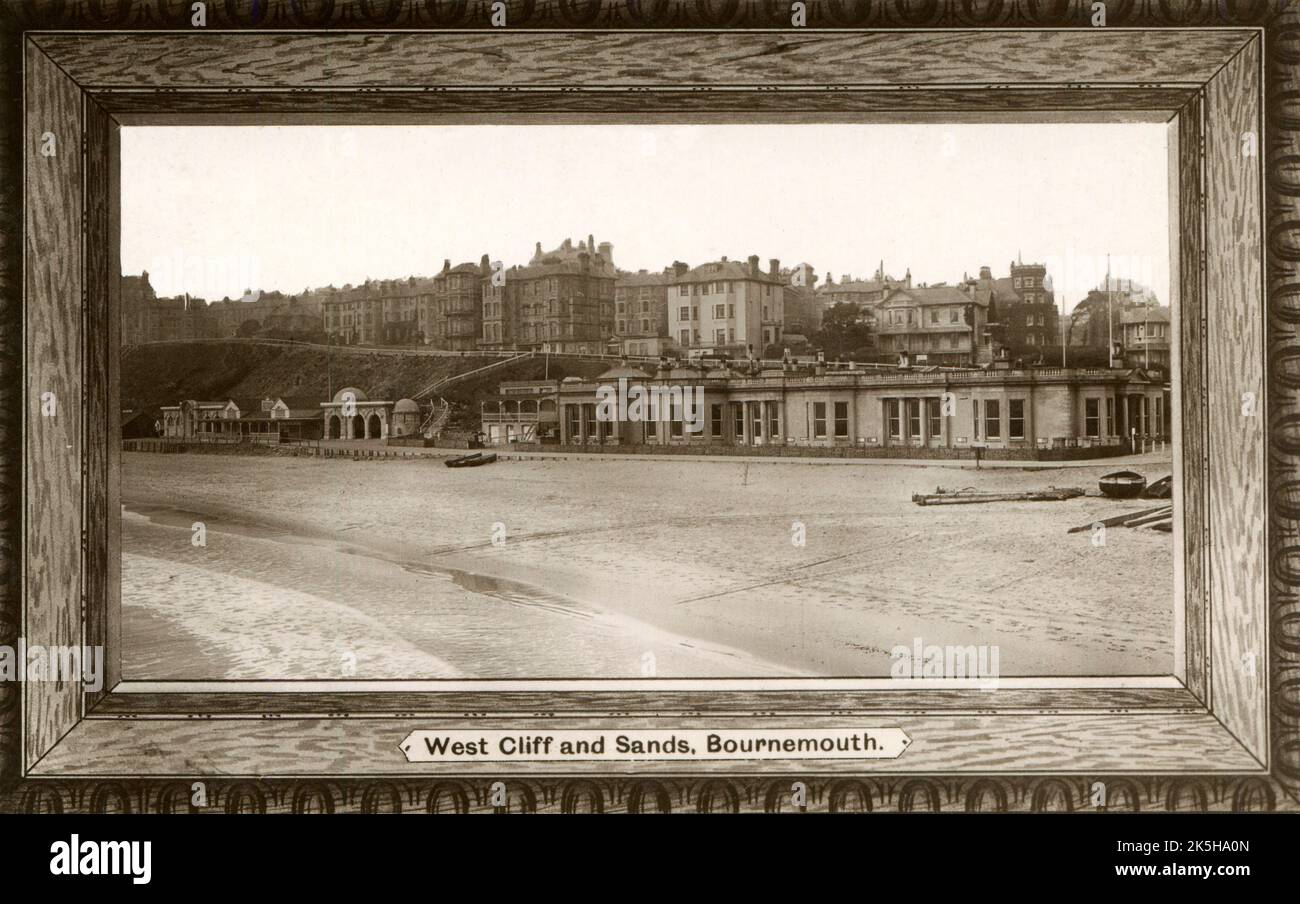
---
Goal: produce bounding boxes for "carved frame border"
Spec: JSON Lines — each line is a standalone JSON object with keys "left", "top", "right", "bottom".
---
{"left": 0, "top": 0, "right": 1296, "bottom": 813}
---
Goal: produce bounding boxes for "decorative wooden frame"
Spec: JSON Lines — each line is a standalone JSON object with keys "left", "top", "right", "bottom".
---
{"left": 0, "top": 1, "right": 1296, "bottom": 813}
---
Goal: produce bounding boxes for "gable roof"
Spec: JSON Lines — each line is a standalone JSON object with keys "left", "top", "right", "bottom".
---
{"left": 1119, "top": 306, "right": 1171, "bottom": 325}
{"left": 883, "top": 286, "right": 981, "bottom": 307}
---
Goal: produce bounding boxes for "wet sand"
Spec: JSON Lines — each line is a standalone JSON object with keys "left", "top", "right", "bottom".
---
{"left": 121, "top": 451, "right": 1175, "bottom": 679}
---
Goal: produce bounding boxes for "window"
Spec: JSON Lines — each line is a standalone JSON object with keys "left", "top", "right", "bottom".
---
{"left": 908, "top": 400, "right": 921, "bottom": 438}
{"left": 985, "top": 399, "right": 1001, "bottom": 439}
{"left": 1085, "top": 398, "right": 1100, "bottom": 437}
{"left": 711, "top": 403, "right": 723, "bottom": 438}
{"left": 813, "top": 402, "right": 827, "bottom": 438}
{"left": 1105, "top": 397, "right": 1115, "bottom": 436}
{"left": 834, "top": 401, "right": 849, "bottom": 437}
{"left": 714, "top": 304, "right": 726, "bottom": 318}
{"left": 670, "top": 400, "right": 683, "bottom": 438}
{"left": 950, "top": 309, "right": 959, "bottom": 323}
{"left": 691, "top": 307, "right": 698, "bottom": 321}
{"left": 733, "top": 404, "right": 745, "bottom": 440}
{"left": 768, "top": 403, "right": 780, "bottom": 438}
{"left": 888, "top": 399, "right": 901, "bottom": 438}
{"left": 1009, "top": 399, "right": 1025, "bottom": 439}
{"left": 973, "top": 400, "right": 980, "bottom": 439}
{"left": 1013, "top": 277, "right": 1022, "bottom": 288}
{"left": 678, "top": 306, "right": 690, "bottom": 321}
{"left": 617, "top": 321, "right": 626, "bottom": 332}
{"left": 727, "top": 304, "right": 735, "bottom": 317}
{"left": 715, "top": 328, "right": 726, "bottom": 343}
{"left": 679, "top": 329, "right": 690, "bottom": 345}
{"left": 645, "top": 417, "right": 657, "bottom": 440}
{"left": 641, "top": 319, "right": 650, "bottom": 332}
{"left": 679, "top": 286, "right": 688, "bottom": 296}
{"left": 930, "top": 310, "right": 938, "bottom": 324}
{"left": 927, "top": 398, "right": 942, "bottom": 438}
{"left": 949, "top": 334, "right": 960, "bottom": 349}
{"left": 1026, "top": 315, "right": 1034, "bottom": 327}
{"left": 752, "top": 405, "right": 763, "bottom": 440}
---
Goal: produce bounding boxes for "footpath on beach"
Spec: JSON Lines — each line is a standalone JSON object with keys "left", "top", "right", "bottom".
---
{"left": 126, "top": 438, "right": 1174, "bottom": 471}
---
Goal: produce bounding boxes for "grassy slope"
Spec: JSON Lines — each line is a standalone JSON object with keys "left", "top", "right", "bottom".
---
{"left": 121, "top": 342, "right": 607, "bottom": 430}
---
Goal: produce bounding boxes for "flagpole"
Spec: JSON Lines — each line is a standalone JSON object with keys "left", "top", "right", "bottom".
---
{"left": 1061, "top": 278, "right": 1067, "bottom": 368}
{"left": 1106, "top": 254, "right": 1113, "bottom": 368}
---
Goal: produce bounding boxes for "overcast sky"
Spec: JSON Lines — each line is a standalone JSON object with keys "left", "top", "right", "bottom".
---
{"left": 122, "top": 124, "right": 1169, "bottom": 313}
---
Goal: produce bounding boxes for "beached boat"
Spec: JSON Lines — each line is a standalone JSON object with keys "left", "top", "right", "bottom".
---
{"left": 1140, "top": 474, "right": 1172, "bottom": 500}
{"left": 444, "top": 452, "right": 497, "bottom": 468}
{"left": 1099, "top": 470, "right": 1147, "bottom": 499}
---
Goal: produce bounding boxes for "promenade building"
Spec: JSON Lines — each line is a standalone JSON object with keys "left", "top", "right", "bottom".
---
{"left": 159, "top": 396, "right": 323, "bottom": 442}
{"left": 485, "top": 360, "right": 1171, "bottom": 459}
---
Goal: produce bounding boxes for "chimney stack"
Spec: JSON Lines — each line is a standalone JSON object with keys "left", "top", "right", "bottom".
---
{"left": 480, "top": 254, "right": 491, "bottom": 274}
{"left": 442, "top": 259, "right": 451, "bottom": 273}
{"left": 598, "top": 241, "right": 613, "bottom": 264}
{"left": 769, "top": 258, "right": 780, "bottom": 277}
{"left": 979, "top": 265, "right": 992, "bottom": 280}
{"left": 673, "top": 261, "right": 689, "bottom": 277}
{"left": 748, "top": 255, "right": 760, "bottom": 277}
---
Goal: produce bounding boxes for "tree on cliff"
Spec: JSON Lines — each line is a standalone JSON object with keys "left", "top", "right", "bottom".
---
{"left": 812, "top": 303, "right": 875, "bottom": 360}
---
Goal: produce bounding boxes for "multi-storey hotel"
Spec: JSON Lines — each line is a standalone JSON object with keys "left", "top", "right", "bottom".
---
{"left": 666, "top": 256, "right": 785, "bottom": 357}
{"left": 875, "top": 283, "right": 989, "bottom": 366}
{"left": 481, "top": 236, "right": 616, "bottom": 353}
{"left": 612, "top": 268, "right": 673, "bottom": 357}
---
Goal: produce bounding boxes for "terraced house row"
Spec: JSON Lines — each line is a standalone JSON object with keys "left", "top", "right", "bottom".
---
{"left": 121, "top": 241, "right": 1167, "bottom": 376}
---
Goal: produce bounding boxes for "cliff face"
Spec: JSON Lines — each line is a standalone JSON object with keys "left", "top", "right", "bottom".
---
{"left": 120, "top": 341, "right": 605, "bottom": 417}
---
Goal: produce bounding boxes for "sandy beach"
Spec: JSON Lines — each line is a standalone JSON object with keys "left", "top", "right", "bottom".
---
{"left": 121, "top": 451, "right": 1174, "bottom": 680}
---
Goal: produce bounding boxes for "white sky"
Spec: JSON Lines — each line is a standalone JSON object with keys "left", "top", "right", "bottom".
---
{"left": 122, "top": 124, "right": 1170, "bottom": 313}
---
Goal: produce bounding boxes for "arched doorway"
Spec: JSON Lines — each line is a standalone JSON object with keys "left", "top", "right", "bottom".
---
{"left": 351, "top": 414, "right": 364, "bottom": 439}
{"left": 367, "top": 413, "right": 382, "bottom": 439}
{"left": 328, "top": 415, "right": 341, "bottom": 439}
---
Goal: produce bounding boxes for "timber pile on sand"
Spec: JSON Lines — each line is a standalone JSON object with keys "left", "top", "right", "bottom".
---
{"left": 912, "top": 486, "right": 1084, "bottom": 506}
{"left": 1067, "top": 504, "right": 1173, "bottom": 534}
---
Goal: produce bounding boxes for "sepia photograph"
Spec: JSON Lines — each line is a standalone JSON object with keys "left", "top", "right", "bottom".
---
{"left": 118, "top": 122, "right": 1177, "bottom": 683}
{"left": 1, "top": 3, "right": 1294, "bottom": 842}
